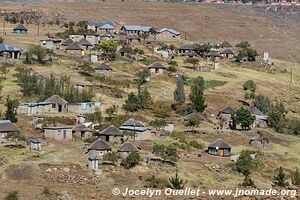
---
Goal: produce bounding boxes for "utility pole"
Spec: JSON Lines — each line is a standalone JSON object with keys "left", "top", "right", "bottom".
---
{"left": 290, "top": 68, "right": 293, "bottom": 83}
{"left": 3, "top": 11, "right": 6, "bottom": 35}
{"left": 37, "top": 20, "right": 40, "bottom": 36}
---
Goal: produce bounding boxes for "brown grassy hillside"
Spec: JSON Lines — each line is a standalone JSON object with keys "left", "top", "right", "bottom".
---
{"left": 1, "top": 2, "right": 300, "bottom": 63}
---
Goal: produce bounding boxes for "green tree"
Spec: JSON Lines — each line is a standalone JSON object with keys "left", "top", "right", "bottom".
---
{"left": 243, "top": 80, "right": 256, "bottom": 93}
{"left": 4, "top": 191, "right": 18, "bottom": 200}
{"left": 189, "top": 76, "right": 207, "bottom": 112}
{"left": 99, "top": 40, "right": 118, "bottom": 60}
{"left": 185, "top": 117, "right": 200, "bottom": 130}
{"left": 268, "top": 102, "right": 286, "bottom": 132}
{"left": 134, "top": 69, "right": 150, "bottom": 89}
{"left": 5, "top": 95, "right": 18, "bottom": 123}
{"left": 26, "top": 44, "right": 48, "bottom": 64}
{"left": 234, "top": 150, "right": 260, "bottom": 176}
{"left": 122, "top": 92, "right": 140, "bottom": 112}
{"left": 103, "top": 151, "right": 118, "bottom": 164}
{"left": 5, "top": 131, "right": 26, "bottom": 144}
{"left": 291, "top": 168, "right": 300, "bottom": 186}
{"left": 123, "top": 152, "right": 140, "bottom": 169}
{"left": 86, "top": 111, "right": 102, "bottom": 124}
{"left": 236, "top": 41, "right": 251, "bottom": 49}
{"left": 193, "top": 43, "right": 212, "bottom": 56}
{"left": 232, "top": 107, "right": 255, "bottom": 130}
{"left": 105, "top": 105, "right": 117, "bottom": 120}
{"left": 138, "top": 87, "right": 152, "bottom": 109}
{"left": 184, "top": 58, "right": 199, "bottom": 68}
{"left": 149, "top": 119, "right": 167, "bottom": 131}
{"left": 173, "top": 78, "right": 185, "bottom": 104}
{"left": 273, "top": 167, "right": 289, "bottom": 187}
{"left": 168, "top": 171, "right": 184, "bottom": 189}
{"left": 254, "top": 95, "right": 271, "bottom": 114}
{"left": 241, "top": 174, "right": 256, "bottom": 188}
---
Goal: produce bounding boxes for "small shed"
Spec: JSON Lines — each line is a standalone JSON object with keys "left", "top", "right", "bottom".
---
{"left": 249, "top": 105, "right": 268, "bottom": 121}
{"left": 118, "top": 142, "right": 139, "bottom": 158}
{"left": 208, "top": 138, "right": 231, "bottom": 157}
{"left": 99, "top": 125, "right": 124, "bottom": 143}
{"left": 30, "top": 138, "right": 42, "bottom": 151}
{"left": 0, "top": 44, "right": 21, "bottom": 59}
{"left": 95, "top": 64, "right": 112, "bottom": 76}
{"left": 72, "top": 124, "right": 92, "bottom": 139}
{"left": 148, "top": 62, "right": 166, "bottom": 75}
{"left": 119, "top": 118, "right": 152, "bottom": 141}
{"left": 13, "top": 24, "right": 28, "bottom": 34}
{"left": 220, "top": 49, "right": 234, "bottom": 59}
{"left": 87, "top": 151, "right": 101, "bottom": 173}
{"left": 44, "top": 95, "right": 68, "bottom": 113}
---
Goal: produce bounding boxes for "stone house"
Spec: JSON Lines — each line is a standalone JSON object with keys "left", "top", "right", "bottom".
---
{"left": 98, "top": 125, "right": 124, "bottom": 143}
{"left": 72, "top": 123, "right": 92, "bottom": 139}
{"left": 118, "top": 142, "right": 139, "bottom": 159}
{"left": 178, "top": 44, "right": 194, "bottom": 55}
{"left": 30, "top": 138, "right": 42, "bottom": 151}
{"left": 40, "top": 38, "right": 62, "bottom": 50}
{"left": 220, "top": 49, "right": 234, "bottom": 59}
{"left": 121, "top": 25, "right": 152, "bottom": 35}
{"left": 44, "top": 95, "right": 68, "bottom": 113}
{"left": 65, "top": 42, "right": 84, "bottom": 54}
{"left": 148, "top": 62, "right": 166, "bottom": 75}
{"left": 87, "top": 21, "right": 116, "bottom": 34}
{"left": 68, "top": 102, "right": 102, "bottom": 114}
{"left": 156, "top": 28, "right": 181, "bottom": 41}
{"left": 207, "top": 138, "right": 231, "bottom": 157}
{"left": 18, "top": 102, "right": 53, "bottom": 115}
{"left": 0, "top": 120, "right": 19, "bottom": 143}
{"left": 79, "top": 38, "right": 93, "bottom": 50}
{"left": 119, "top": 118, "right": 152, "bottom": 141}
{"left": 44, "top": 126, "right": 73, "bottom": 140}
{"left": 87, "top": 139, "right": 112, "bottom": 158}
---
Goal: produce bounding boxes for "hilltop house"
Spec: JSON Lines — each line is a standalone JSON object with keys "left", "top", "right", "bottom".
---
{"left": 156, "top": 28, "right": 181, "bottom": 41}
{"left": 220, "top": 49, "right": 235, "bottom": 59}
{"left": 0, "top": 44, "right": 21, "bottom": 59}
{"left": 207, "top": 138, "right": 231, "bottom": 157}
{"left": 0, "top": 120, "right": 19, "bottom": 142}
{"left": 13, "top": 24, "right": 28, "bottom": 34}
{"left": 87, "top": 139, "right": 112, "bottom": 158}
{"left": 98, "top": 125, "right": 124, "bottom": 143}
{"left": 72, "top": 123, "right": 92, "bottom": 139}
{"left": 119, "top": 118, "right": 152, "bottom": 141}
{"left": 95, "top": 64, "right": 112, "bottom": 76}
{"left": 44, "top": 95, "right": 68, "bottom": 113}
{"left": 87, "top": 21, "right": 116, "bottom": 34}
{"left": 40, "top": 38, "right": 62, "bottom": 49}
{"left": 118, "top": 142, "right": 139, "bottom": 159}
{"left": 121, "top": 25, "right": 152, "bottom": 35}
{"left": 148, "top": 62, "right": 166, "bottom": 75}
{"left": 44, "top": 126, "right": 73, "bottom": 140}
{"left": 218, "top": 107, "right": 235, "bottom": 124}
{"left": 178, "top": 44, "right": 194, "bottom": 55}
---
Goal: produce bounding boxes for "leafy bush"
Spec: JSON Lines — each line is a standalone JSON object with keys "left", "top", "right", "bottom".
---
{"left": 189, "top": 140, "right": 203, "bottom": 149}
{"left": 122, "top": 152, "right": 140, "bottom": 169}
{"left": 153, "top": 143, "right": 178, "bottom": 162}
{"left": 145, "top": 175, "right": 168, "bottom": 189}
{"left": 103, "top": 152, "right": 118, "bottom": 164}
{"left": 4, "top": 191, "right": 18, "bottom": 200}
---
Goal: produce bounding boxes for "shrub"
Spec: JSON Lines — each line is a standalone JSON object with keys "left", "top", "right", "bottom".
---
{"left": 4, "top": 191, "right": 18, "bottom": 200}
{"left": 273, "top": 167, "right": 289, "bottom": 187}
{"left": 145, "top": 175, "right": 168, "bottom": 189}
{"left": 189, "top": 140, "right": 203, "bottom": 149}
{"left": 168, "top": 171, "right": 184, "bottom": 189}
{"left": 122, "top": 152, "right": 140, "bottom": 169}
{"left": 103, "top": 152, "right": 118, "bottom": 164}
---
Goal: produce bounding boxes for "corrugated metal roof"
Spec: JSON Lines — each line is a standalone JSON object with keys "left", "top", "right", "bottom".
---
{"left": 0, "top": 44, "right": 21, "bottom": 52}
{"left": 158, "top": 28, "right": 180, "bottom": 36}
{"left": 87, "top": 21, "right": 116, "bottom": 29}
{"left": 122, "top": 25, "right": 152, "bottom": 32}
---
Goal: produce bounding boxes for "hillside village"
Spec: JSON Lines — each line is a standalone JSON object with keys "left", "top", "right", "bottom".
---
{"left": 0, "top": 4, "right": 300, "bottom": 200}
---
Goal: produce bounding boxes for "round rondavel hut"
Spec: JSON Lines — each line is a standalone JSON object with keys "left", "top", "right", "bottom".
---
{"left": 207, "top": 138, "right": 231, "bottom": 157}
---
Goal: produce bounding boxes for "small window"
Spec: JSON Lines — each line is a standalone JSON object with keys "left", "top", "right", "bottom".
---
{"left": 52, "top": 104, "right": 56, "bottom": 108}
